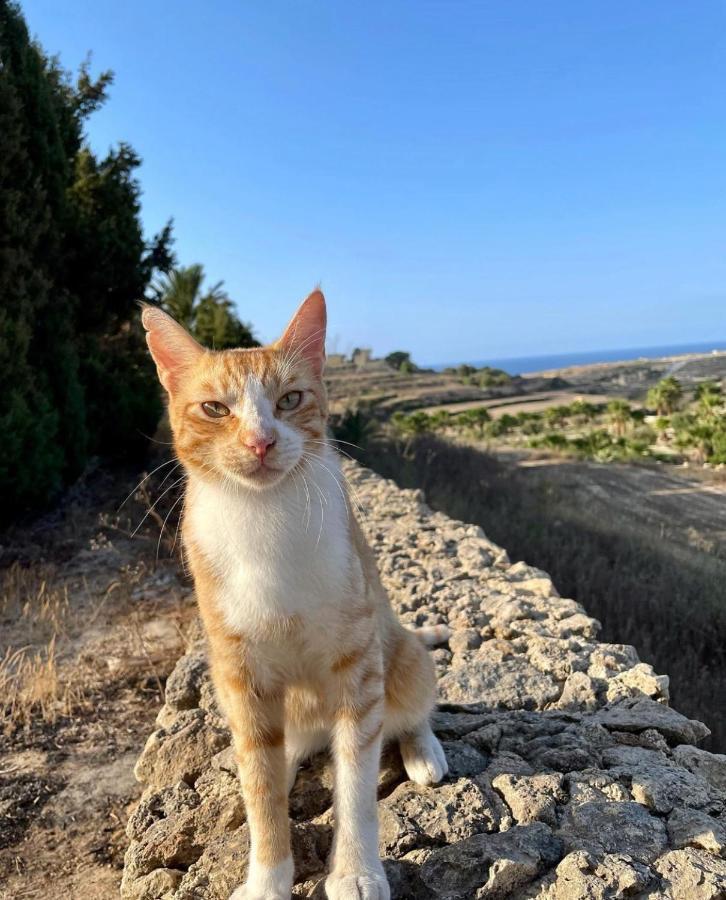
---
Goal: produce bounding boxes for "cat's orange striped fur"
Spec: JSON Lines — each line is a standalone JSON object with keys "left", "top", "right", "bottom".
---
{"left": 142, "top": 291, "right": 447, "bottom": 900}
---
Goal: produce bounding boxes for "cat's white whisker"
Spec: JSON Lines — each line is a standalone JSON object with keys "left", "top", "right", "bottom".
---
{"left": 157, "top": 489, "right": 186, "bottom": 561}
{"left": 328, "top": 438, "right": 366, "bottom": 452}
{"left": 302, "top": 454, "right": 349, "bottom": 514}
{"left": 313, "top": 484, "right": 325, "bottom": 549}
{"left": 299, "top": 467, "right": 312, "bottom": 533}
{"left": 303, "top": 453, "right": 369, "bottom": 525}
{"left": 156, "top": 459, "right": 183, "bottom": 490}
{"left": 130, "top": 474, "right": 187, "bottom": 538}
{"left": 117, "top": 456, "right": 178, "bottom": 512}
{"left": 171, "top": 495, "right": 186, "bottom": 558}
{"left": 306, "top": 439, "right": 357, "bottom": 462}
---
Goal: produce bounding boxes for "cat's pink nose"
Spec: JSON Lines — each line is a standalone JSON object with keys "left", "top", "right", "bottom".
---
{"left": 244, "top": 434, "right": 276, "bottom": 461}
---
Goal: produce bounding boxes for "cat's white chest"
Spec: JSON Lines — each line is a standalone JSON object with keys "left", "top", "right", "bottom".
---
{"left": 186, "top": 458, "right": 351, "bottom": 634}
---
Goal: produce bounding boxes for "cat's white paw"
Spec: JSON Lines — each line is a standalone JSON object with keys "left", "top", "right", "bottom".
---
{"left": 325, "top": 871, "right": 390, "bottom": 900}
{"left": 400, "top": 724, "right": 448, "bottom": 786}
{"left": 229, "top": 857, "right": 293, "bottom": 900}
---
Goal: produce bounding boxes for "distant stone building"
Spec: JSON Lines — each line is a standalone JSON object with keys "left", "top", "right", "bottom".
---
{"left": 324, "top": 347, "right": 387, "bottom": 373}
{"left": 352, "top": 348, "right": 372, "bottom": 369}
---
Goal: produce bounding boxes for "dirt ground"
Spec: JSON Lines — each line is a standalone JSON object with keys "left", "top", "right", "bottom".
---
{"left": 0, "top": 459, "right": 196, "bottom": 899}
{"left": 420, "top": 391, "right": 625, "bottom": 418}
{"left": 494, "top": 448, "right": 726, "bottom": 561}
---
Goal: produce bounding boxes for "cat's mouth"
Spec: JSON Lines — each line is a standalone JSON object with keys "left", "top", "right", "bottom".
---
{"left": 227, "top": 459, "right": 288, "bottom": 488}
{"left": 249, "top": 462, "right": 282, "bottom": 479}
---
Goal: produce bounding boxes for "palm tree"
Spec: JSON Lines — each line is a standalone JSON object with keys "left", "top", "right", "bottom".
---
{"left": 695, "top": 380, "right": 723, "bottom": 422}
{"left": 392, "top": 411, "right": 432, "bottom": 437}
{"left": 153, "top": 264, "right": 257, "bottom": 349}
{"left": 459, "top": 407, "right": 491, "bottom": 438}
{"left": 154, "top": 264, "right": 205, "bottom": 328}
{"left": 646, "top": 376, "right": 682, "bottom": 416}
{"left": 606, "top": 399, "right": 633, "bottom": 437}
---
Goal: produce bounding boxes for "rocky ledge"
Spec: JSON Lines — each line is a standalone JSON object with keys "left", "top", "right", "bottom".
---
{"left": 122, "top": 461, "right": 726, "bottom": 899}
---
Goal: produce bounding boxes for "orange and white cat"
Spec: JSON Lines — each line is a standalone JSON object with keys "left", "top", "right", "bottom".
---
{"left": 142, "top": 290, "right": 447, "bottom": 900}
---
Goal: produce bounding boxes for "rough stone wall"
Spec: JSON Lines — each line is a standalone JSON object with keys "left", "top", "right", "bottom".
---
{"left": 122, "top": 461, "right": 726, "bottom": 899}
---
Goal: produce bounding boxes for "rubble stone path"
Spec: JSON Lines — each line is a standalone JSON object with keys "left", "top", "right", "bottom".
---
{"left": 122, "top": 461, "right": 726, "bottom": 899}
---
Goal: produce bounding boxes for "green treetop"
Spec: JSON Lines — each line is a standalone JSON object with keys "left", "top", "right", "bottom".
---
{"left": 152, "top": 264, "right": 258, "bottom": 350}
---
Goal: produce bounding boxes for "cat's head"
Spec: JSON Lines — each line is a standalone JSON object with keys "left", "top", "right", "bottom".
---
{"left": 142, "top": 290, "right": 327, "bottom": 491}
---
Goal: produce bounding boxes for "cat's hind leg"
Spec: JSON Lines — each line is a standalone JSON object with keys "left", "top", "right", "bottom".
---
{"left": 399, "top": 720, "right": 448, "bottom": 786}
{"left": 384, "top": 627, "right": 448, "bottom": 786}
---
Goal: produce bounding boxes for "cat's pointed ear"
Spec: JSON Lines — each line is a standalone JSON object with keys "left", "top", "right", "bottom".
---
{"left": 141, "top": 304, "right": 205, "bottom": 393}
{"left": 275, "top": 289, "right": 327, "bottom": 377}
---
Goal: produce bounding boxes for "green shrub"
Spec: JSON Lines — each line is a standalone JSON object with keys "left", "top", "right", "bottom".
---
{"left": 385, "top": 351, "right": 413, "bottom": 371}
{"left": 429, "top": 410, "right": 452, "bottom": 431}
{"left": 529, "top": 432, "right": 570, "bottom": 451}
{"left": 477, "top": 367, "right": 512, "bottom": 388}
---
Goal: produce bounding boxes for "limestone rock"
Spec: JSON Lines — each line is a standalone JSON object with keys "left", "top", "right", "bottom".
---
{"left": 626, "top": 763, "right": 716, "bottom": 814}
{"left": 673, "top": 744, "right": 726, "bottom": 792}
{"left": 667, "top": 807, "right": 726, "bottom": 856}
{"left": 438, "top": 645, "right": 562, "bottom": 709}
{"left": 523, "top": 851, "right": 654, "bottom": 899}
{"left": 134, "top": 708, "right": 230, "bottom": 790}
{"left": 491, "top": 773, "right": 565, "bottom": 827}
{"left": 650, "top": 847, "right": 726, "bottom": 899}
{"left": 419, "top": 823, "right": 562, "bottom": 899}
{"left": 554, "top": 672, "right": 600, "bottom": 712}
{"left": 594, "top": 697, "right": 710, "bottom": 746}
{"left": 164, "top": 651, "right": 207, "bottom": 712}
{"left": 557, "top": 801, "right": 667, "bottom": 863}
{"left": 379, "top": 778, "right": 502, "bottom": 856}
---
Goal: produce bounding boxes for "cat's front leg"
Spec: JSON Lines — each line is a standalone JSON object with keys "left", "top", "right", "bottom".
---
{"left": 224, "top": 683, "right": 293, "bottom": 900}
{"left": 326, "top": 652, "right": 390, "bottom": 900}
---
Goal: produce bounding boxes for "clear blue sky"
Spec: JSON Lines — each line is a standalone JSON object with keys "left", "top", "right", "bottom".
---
{"left": 22, "top": 1, "right": 726, "bottom": 365}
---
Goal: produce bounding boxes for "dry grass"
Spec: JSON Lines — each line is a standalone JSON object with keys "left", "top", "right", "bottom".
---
{"left": 1, "top": 564, "right": 83, "bottom": 733}
{"left": 1, "top": 563, "right": 70, "bottom": 643}
{"left": 0, "top": 545, "right": 196, "bottom": 735}
{"left": 0, "top": 638, "right": 86, "bottom": 732}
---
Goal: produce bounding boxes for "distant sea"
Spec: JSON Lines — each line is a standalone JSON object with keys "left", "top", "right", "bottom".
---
{"left": 429, "top": 340, "right": 726, "bottom": 376}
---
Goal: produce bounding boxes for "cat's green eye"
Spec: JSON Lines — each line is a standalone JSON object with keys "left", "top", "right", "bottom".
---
{"left": 201, "top": 400, "right": 230, "bottom": 418}
{"left": 277, "top": 391, "right": 302, "bottom": 411}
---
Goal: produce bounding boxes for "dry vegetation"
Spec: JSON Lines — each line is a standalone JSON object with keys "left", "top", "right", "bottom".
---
{"left": 1, "top": 564, "right": 85, "bottom": 732}
{"left": 0, "top": 456, "right": 197, "bottom": 899}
